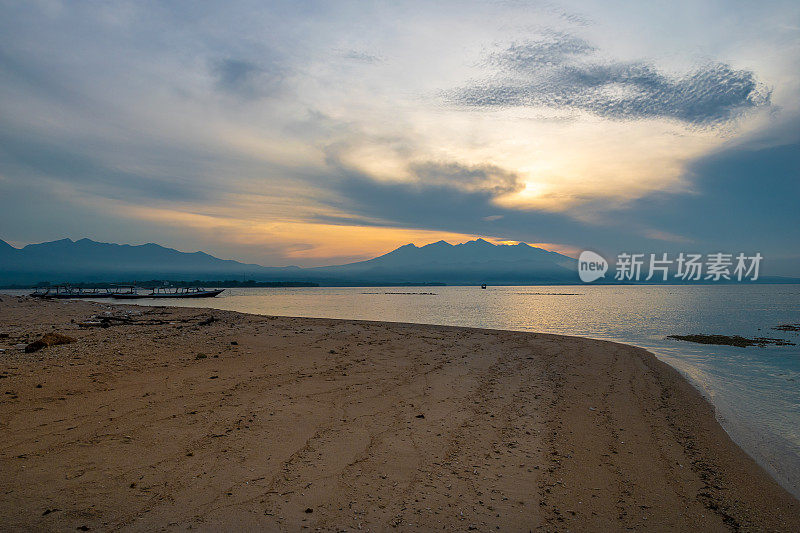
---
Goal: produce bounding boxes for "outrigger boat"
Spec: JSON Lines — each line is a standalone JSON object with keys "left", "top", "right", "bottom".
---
{"left": 30, "top": 285, "right": 223, "bottom": 300}
{"left": 30, "top": 286, "right": 117, "bottom": 299}
{"left": 110, "top": 287, "right": 224, "bottom": 299}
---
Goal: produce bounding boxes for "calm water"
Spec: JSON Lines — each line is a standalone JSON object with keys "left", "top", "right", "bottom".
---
{"left": 6, "top": 284, "right": 800, "bottom": 496}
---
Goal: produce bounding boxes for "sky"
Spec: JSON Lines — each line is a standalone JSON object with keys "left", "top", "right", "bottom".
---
{"left": 0, "top": 0, "right": 798, "bottom": 273}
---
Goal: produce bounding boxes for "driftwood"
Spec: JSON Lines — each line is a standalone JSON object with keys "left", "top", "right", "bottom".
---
{"left": 78, "top": 314, "right": 217, "bottom": 329}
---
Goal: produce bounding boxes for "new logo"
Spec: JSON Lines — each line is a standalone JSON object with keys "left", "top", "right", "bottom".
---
{"left": 578, "top": 251, "right": 608, "bottom": 283}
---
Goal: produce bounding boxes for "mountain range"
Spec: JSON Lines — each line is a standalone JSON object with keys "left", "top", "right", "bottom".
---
{"left": 0, "top": 237, "right": 577, "bottom": 285}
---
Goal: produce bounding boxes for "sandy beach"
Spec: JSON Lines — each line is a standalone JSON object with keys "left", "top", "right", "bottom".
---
{"left": 0, "top": 296, "right": 798, "bottom": 531}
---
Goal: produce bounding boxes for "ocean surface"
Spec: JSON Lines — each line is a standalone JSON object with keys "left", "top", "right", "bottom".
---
{"left": 6, "top": 284, "right": 800, "bottom": 497}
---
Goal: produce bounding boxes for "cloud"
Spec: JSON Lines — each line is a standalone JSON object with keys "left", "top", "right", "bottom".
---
{"left": 408, "top": 161, "right": 524, "bottom": 195}
{"left": 609, "top": 127, "right": 800, "bottom": 273}
{"left": 485, "top": 32, "right": 596, "bottom": 69}
{"left": 643, "top": 229, "right": 692, "bottom": 243}
{"left": 0, "top": 128, "right": 213, "bottom": 204}
{"left": 211, "top": 57, "right": 284, "bottom": 99}
{"left": 0, "top": 1, "right": 796, "bottom": 270}
{"left": 341, "top": 50, "right": 384, "bottom": 63}
{"left": 448, "top": 33, "right": 770, "bottom": 125}
{"left": 323, "top": 159, "right": 642, "bottom": 253}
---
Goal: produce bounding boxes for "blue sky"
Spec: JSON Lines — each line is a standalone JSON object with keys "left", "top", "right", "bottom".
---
{"left": 0, "top": 1, "right": 798, "bottom": 274}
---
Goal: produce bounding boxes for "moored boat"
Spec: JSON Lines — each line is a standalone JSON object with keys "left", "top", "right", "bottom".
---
{"left": 29, "top": 286, "right": 116, "bottom": 299}
{"left": 110, "top": 287, "right": 224, "bottom": 299}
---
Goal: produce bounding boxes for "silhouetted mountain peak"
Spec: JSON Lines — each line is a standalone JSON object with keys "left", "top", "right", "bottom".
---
{"left": 422, "top": 240, "right": 452, "bottom": 249}
{"left": 311, "top": 238, "right": 578, "bottom": 284}
{"left": 382, "top": 243, "right": 418, "bottom": 258}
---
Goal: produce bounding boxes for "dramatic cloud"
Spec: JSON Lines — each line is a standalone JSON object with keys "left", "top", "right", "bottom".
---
{"left": 323, "top": 159, "right": 679, "bottom": 259}
{"left": 408, "top": 162, "right": 524, "bottom": 195}
{"left": 449, "top": 33, "right": 771, "bottom": 125}
{"left": 0, "top": 1, "right": 797, "bottom": 270}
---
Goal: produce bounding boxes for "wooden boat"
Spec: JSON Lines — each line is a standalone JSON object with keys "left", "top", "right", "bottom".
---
{"left": 29, "top": 286, "right": 116, "bottom": 299}
{"left": 111, "top": 287, "right": 224, "bottom": 299}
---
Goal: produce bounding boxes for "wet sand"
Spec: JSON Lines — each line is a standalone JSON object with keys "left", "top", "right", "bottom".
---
{"left": 1, "top": 296, "right": 798, "bottom": 531}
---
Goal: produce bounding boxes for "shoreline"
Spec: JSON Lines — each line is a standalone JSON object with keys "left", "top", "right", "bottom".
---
{"left": 644, "top": 344, "right": 800, "bottom": 503}
{"left": 47, "top": 285, "right": 800, "bottom": 502}
{"left": 1, "top": 297, "right": 798, "bottom": 530}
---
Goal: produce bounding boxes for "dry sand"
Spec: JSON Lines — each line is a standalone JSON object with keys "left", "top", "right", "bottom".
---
{"left": 0, "top": 296, "right": 798, "bottom": 531}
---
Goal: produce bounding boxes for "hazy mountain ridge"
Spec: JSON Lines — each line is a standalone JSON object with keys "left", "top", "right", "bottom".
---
{"left": 0, "top": 237, "right": 577, "bottom": 284}
{"left": 2, "top": 238, "right": 797, "bottom": 286}
{"left": 309, "top": 238, "right": 577, "bottom": 282}
{"left": 333, "top": 239, "right": 573, "bottom": 268}
{"left": 0, "top": 238, "right": 293, "bottom": 284}
{"left": 6, "top": 238, "right": 262, "bottom": 268}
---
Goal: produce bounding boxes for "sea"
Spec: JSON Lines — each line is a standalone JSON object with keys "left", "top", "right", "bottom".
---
{"left": 5, "top": 284, "right": 799, "bottom": 497}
